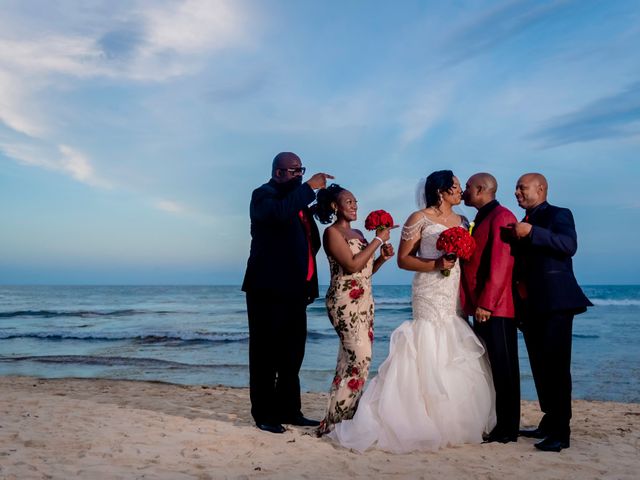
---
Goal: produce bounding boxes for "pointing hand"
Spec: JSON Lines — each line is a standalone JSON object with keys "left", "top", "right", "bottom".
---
{"left": 306, "top": 173, "right": 335, "bottom": 190}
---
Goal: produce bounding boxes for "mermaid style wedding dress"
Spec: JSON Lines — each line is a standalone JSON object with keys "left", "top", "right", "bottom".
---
{"left": 329, "top": 214, "right": 496, "bottom": 453}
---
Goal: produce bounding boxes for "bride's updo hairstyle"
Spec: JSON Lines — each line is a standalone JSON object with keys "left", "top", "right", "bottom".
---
{"left": 424, "top": 170, "right": 454, "bottom": 207}
{"left": 314, "top": 183, "right": 345, "bottom": 224}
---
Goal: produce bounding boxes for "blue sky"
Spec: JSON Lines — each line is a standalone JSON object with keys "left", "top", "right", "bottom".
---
{"left": 1, "top": 0, "right": 638, "bottom": 285}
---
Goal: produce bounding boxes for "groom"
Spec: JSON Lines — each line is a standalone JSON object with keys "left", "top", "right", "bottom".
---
{"left": 242, "top": 152, "right": 333, "bottom": 434}
{"left": 509, "top": 173, "right": 592, "bottom": 452}
{"left": 461, "top": 173, "right": 520, "bottom": 444}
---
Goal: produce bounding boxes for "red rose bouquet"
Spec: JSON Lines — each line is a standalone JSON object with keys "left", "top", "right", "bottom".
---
{"left": 436, "top": 226, "right": 476, "bottom": 276}
{"left": 364, "top": 209, "right": 394, "bottom": 232}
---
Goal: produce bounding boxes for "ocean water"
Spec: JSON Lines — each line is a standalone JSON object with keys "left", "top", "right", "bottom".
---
{"left": 0, "top": 285, "right": 638, "bottom": 403}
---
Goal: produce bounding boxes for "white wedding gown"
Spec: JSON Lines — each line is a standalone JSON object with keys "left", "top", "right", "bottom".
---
{"left": 329, "top": 215, "right": 496, "bottom": 453}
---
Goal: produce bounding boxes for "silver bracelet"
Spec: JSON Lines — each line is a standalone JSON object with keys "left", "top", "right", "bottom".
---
{"left": 374, "top": 236, "right": 384, "bottom": 245}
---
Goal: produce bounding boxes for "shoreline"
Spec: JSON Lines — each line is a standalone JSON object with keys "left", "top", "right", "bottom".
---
{"left": 1, "top": 376, "right": 638, "bottom": 479}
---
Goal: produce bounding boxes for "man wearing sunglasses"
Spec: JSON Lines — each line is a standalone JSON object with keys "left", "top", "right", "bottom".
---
{"left": 242, "top": 151, "right": 334, "bottom": 434}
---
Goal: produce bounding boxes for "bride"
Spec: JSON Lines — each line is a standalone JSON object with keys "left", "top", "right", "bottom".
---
{"left": 328, "top": 170, "right": 496, "bottom": 453}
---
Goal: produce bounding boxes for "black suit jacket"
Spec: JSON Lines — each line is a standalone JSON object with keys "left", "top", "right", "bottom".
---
{"left": 513, "top": 202, "right": 592, "bottom": 314}
{"left": 241, "top": 180, "right": 320, "bottom": 302}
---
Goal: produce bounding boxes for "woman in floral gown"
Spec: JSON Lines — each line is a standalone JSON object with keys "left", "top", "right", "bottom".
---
{"left": 314, "top": 184, "right": 395, "bottom": 436}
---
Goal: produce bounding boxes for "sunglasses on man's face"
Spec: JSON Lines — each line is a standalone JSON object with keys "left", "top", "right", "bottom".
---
{"left": 278, "top": 166, "right": 306, "bottom": 175}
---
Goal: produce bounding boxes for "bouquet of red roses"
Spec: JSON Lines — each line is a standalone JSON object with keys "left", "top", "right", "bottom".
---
{"left": 364, "top": 210, "right": 394, "bottom": 232}
{"left": 436, "top": 226, "right": 476, "bottom": 276}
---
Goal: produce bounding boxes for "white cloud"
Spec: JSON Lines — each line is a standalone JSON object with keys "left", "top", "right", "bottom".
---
{"left": 58, "top": 145, "right": 111, "bottom": 188}
{"left": 398, "top": 83, "right": 454, "bottom": 148}
{"left": 0, "top": 0, "right": 252, "bottom": 203}
{"left": 0, "top": 141, "right": 111, "bottom": 188}
{"left": 142, "top": 0, "right": 247, "bottom": 55}
{"left": 152, "top": 198, "right": 224, "bottom": 227}
{"left": 0, "top": 0, "right": 252, "bottom": 133}
{"left": 0, "top": 36, "right": 104, "bottom": 78}
{"left": 442, "top": 0, "right": 577, "bottom": 65}
{"left": 0, "top": 71, "right": 46, "bottom": 136}
{"left": 0, "top": 0, "right": 252, "bottom": 82}
{"left": 279, "top": 91, "right": 382, "bottom": 133}
{"left": 0, "top": 142, "right": 51, "bottom": 169}
{"left": 155, "top": 199, "right": 186, "bottom": 214}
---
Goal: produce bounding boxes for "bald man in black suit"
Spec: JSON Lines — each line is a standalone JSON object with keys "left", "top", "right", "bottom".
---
{"left": 242, "top": 152, "right": 333, "bottom": 434}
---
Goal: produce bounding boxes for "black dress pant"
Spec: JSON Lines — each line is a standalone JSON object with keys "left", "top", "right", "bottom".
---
{"left": 246, "top": 291, "right": 308, "bottom": 424}
{"left": 521, "top": 310, "right": 574, "bottom": 441}
{"left": 474, "top": 316, "right": 520, "bottom": 437}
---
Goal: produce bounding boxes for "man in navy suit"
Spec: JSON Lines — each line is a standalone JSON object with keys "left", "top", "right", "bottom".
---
{"left": 242, "top": 152, "right": 333, "bottom": 434}
{"left": 509, "top": 173, "right": 592, "bottom": 452}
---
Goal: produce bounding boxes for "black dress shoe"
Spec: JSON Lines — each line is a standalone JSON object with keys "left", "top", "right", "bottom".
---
{"left": 534, "top": 437, "right": 570, "bottom": 452}
{"left": 282, "top": 416, "right": 320, "bottom": 427}
{"left": 482, "top": 432, "right": 518, "bottom": 444}
{"left": 519, "top": 427, "right": 547, "bottom": 439}
{"left": 256, "top": 423, "right": 286, "bottom": 434}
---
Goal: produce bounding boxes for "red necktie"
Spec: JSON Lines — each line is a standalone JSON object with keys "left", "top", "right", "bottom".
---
{"left": 298, "top": 210, "right": 314, "bottom": 281}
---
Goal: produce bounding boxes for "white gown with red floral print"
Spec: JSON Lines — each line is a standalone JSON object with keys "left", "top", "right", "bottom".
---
{"left": 318, "top": 238, "right": 374, "bottom": 435}
{"left": 329, "top": 215, "right": 496, "bottom": 453}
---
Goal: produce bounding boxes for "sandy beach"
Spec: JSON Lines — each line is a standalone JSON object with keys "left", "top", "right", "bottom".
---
{"left": 0, "top": 376, "right": 638, "bottom": 479}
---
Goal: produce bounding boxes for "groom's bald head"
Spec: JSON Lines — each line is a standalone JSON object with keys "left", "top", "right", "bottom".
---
{"left": 463, "top": 172, "right": 498, "bottom": 208}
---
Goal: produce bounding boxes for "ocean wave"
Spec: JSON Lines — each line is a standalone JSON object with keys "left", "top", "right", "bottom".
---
{"left": 307, "top": 330, "right": 339, "bottom": 340}
{"left": 308, "top": 305, "right": 412, "bottom": 316}
{"left": 0, "top": 329, "right": 362, "bottom": 344}
{"left": 0, "top": 309, "right": 178, "bottom": 319}
{"left": 591, "top": 299, "right": 640, "bottom": 306}
{"left": 573, "top": 334, "right": 599, "bottom": 339}
{"left": 0, "top": 355, "right": 248, "bottom": 370}
{"left": 375, "top": 299, "right": 412, "bottom": 306}
{"left": 0, "top": 331, "right": 250, "bottom": 344}
{"left": 307, "top": 306, "right": 328, "bottom": 313}
{"left": 309, "top": 299, "right": 412, "bottom": 308}
{"left": 376, "top": 307, "right": 413, "bottom": 315}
